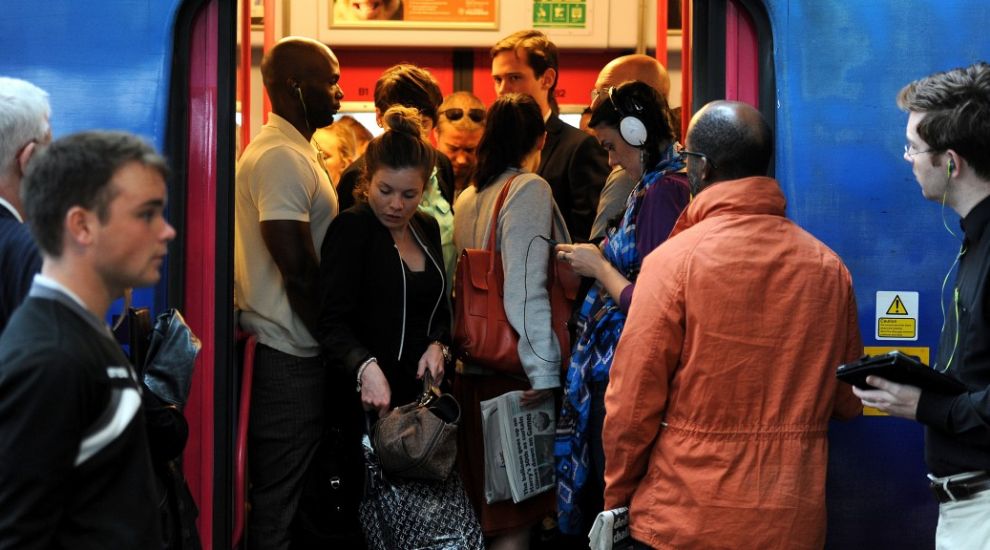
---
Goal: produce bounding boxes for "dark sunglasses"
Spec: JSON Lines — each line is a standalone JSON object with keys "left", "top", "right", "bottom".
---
{"left": 441, "top": 107, "right": 485, "bottom": 123}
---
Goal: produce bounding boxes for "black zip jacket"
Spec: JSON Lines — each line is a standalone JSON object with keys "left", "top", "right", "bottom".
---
{"left": 317, "top": 203, "right": 451, "bottom": 400}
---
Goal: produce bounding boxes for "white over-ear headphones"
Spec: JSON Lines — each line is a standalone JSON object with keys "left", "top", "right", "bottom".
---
{"left": 608, "top": 86, "right": 648, "bottom": 147}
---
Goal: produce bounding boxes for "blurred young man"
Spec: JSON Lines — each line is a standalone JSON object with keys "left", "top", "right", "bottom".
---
{"left": 0, "top": 131, "right": 175, "bottom": 548}
{"left": 853, "top": 61, "right": 990, "bottom": 549}
{"left": 491, "top": 30, "right": 610, "bottom": 241}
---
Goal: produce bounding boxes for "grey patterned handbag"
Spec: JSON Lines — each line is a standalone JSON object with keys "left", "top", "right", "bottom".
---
{"left": 359, "top": 432, "right": 484, "bottom": 550}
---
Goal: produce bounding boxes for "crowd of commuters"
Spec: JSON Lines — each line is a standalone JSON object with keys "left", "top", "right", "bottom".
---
{"left": 1, "top": 22, "right": 989, "bottom": 550}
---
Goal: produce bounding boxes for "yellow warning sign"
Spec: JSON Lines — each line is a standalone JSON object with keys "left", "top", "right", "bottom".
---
{"left": 878, "top": 318, "right": 916, "bottom": 338}
{"left": 886, "top": 295, "right": 909, "bottom": 315}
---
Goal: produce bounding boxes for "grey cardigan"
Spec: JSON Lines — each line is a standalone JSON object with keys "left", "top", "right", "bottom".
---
{"left": 452, "top": 169, "right": 571, "bottom": 390}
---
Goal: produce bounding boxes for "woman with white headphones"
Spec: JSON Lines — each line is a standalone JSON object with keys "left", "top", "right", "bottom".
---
{"left": 554, "top": 80, "right": 692, "bottom": 536}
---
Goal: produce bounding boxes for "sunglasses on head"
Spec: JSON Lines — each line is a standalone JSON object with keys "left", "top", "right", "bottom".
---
{"left": 441, "top": 107, "right": 485, "bottom": 123}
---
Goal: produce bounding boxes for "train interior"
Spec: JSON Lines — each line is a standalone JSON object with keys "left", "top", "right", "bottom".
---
{"left": 2, "top": 0, "right": 989, "bottom": 548}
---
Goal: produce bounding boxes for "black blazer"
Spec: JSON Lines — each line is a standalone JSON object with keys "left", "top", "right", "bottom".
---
{"left": 537, "top": 113, "right": 611, "bottom": 242}
{"left": 317, "top": 203, "right": 451, "bottom": 384}
{"left": 0, "top": 207, "right": 41, "bottom": 335}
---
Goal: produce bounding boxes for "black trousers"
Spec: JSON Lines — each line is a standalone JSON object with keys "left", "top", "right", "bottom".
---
{"left": 247, "top": 345, "right": 326, "bottom": 550}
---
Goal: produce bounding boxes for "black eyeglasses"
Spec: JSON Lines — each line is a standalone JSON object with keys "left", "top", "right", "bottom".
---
{"left": 441, "top": 107, "right": 485, "bottom": 123}
{"left": 678, "top": 147, "right": 717, "bottom": 171}
{"left": 904, "top": 144, "right": 935, "bottom": 158}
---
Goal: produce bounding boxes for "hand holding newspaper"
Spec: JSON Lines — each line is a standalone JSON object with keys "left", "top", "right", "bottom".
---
{"left": 480, "top": 390, "right": 555, "bottom": 504}
{"left": 588, "top": 507, "right": 631, "bottom": 550}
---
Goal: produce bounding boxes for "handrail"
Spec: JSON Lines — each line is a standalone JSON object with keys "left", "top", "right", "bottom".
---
{"left": 231, "top": 332, "right": 257, "bottom": 549}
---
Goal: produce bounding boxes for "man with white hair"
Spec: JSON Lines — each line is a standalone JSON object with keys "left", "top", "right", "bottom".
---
{"left": 0, "top": 76, "right": 50, "bottom": 334}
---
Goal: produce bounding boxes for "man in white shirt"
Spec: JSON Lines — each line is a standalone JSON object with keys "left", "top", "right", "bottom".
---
{"left": 234, "top": 36, "right": 343, "bottom": 550}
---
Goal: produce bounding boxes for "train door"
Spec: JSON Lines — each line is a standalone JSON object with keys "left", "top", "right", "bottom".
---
{"left": 689, "top": 1, "right": 990, "bottom": 547}
{"left": 0, "top": 2, "right": 237, "bottom": 548}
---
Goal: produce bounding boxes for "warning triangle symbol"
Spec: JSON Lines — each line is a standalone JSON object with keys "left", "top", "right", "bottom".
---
{"left": 886, "top": 295, "right": 909, "bottom": 315}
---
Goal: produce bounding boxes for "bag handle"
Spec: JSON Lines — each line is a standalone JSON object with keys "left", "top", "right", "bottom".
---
{"left": 485, "top": 174, "right": 520, "bottom": 272}
{"left": 417, "top": 371, "right": 440, "bottom": 406}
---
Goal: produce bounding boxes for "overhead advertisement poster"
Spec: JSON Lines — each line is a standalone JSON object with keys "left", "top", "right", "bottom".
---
{"left": 533, "top": 0, "right": 588, "bottom": 29}
{"left": 330, "top": 0, "right": 498, "bottom": 28}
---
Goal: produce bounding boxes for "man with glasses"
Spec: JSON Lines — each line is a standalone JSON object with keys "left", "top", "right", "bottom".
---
{"left": 852, "top": 62, "right": 990, "bottom": 549}
{"left": 435, "top": 91, "right": 485, "bottom": 199}
{"left": 603, "top": 100, "right": 862, "bottom": 549}
{"left": 491, "top": 30, "right": 610, "bottom": 241}
{"left": 0, "top": 77, "right": 49, "bottom": 335}
{"left": 587, "top": 54, "right": 674, "bottom": 240}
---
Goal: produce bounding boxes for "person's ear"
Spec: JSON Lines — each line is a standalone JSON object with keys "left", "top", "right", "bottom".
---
{"left": 539, "top": 68, "right": 557, "bottom": 91}
{"left": 375, "top": 108, "right": 384, "bottom": 128}
{"left": 65, "top": 205, "right": 97, "bottom": 248}
{"left": 946, "top": 150, "right": 958, "bottom": 177}
{"left": 536, "top": 131, "right": 548, "bottom": 151}
{"left": 16, "top": 141, "right": 37, "bottom": 176}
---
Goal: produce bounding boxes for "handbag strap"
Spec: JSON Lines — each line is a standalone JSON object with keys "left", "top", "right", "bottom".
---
{"left": 485, "top": 174, "right": 520, "bottom": 272}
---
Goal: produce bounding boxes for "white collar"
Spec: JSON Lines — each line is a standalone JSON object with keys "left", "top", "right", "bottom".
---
{"left": 268, "top": 112, "right": 318, "bottom": 154}
{"left": 33, "top": 273, "right": 90, "bottom": 312}
{"left": 0, "top": 196, "right": 23, "bottom": 222}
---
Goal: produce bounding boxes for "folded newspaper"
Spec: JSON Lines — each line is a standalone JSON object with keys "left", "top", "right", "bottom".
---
{"left": 480, "top": 390, "right": 555, "bottom": 504}
{"left": 588, "top": 507, "right": 631, "bottom": 550}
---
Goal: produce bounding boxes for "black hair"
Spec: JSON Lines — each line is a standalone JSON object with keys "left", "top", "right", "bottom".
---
{"left": 473, "top": 93, "right": 545, "bottom": 191}
{"left": 898, "top": 61, "right": 990, "bottom": 180}
{"left": 589, "top": 80, "right": 675, "bottom": 171}
{"left": 22, "top": 130, "right": 167, "bottom": 257}
{"left": 359, "top": 105, "right": 436, "bottom": 200}
{"left": 374, "top": 64, "right": 443, "bottom": 127}
{"left": 688, "top": 104, "right": 772, "bottom": 181}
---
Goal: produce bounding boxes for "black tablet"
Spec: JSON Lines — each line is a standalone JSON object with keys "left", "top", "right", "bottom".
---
{"left": 836, "top": 351, "right": 967, "bottom": 395}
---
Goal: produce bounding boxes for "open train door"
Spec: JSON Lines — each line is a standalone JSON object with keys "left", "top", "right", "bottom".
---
{"left": 167, "top": 1, "right": 237, "bottom": 549}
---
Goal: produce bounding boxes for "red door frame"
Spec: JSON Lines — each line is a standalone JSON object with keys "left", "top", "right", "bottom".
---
{"left": 183, "top": 1, "right": 220, "bottom": 547}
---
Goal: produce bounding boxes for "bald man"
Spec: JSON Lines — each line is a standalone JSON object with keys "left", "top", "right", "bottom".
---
{"left": 234, "top": 37, "right": 343, "bottom": 550}
{"left": 588, "top": 55, "right": 676, "bottom": 240}
{"left": 435, "top": 91, "right": 485, "bottom": 197}
{"left": 603, "top": 101, "right": 861, "bottom": 549}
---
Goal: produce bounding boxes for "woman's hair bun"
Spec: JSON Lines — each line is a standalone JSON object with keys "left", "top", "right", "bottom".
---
{"left": 381, "top": 105, "right": 424, "bottom": 139}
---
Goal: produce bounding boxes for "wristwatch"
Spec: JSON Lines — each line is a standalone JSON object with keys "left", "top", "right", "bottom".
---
{"left": 432, "top": 341, "right": 451, "bottom": 363}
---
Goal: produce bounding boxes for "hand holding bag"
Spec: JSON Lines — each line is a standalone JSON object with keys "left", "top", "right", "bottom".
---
{"left": 371, "top": 374, "right": 460, "bottom": 481}
{"left": 453, "top": 175, "right": 579, "bottom": 375}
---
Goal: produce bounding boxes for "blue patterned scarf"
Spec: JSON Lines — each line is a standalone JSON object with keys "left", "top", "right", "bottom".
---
{"left": 554, "top": 146, "right": 684, "bottom": 534}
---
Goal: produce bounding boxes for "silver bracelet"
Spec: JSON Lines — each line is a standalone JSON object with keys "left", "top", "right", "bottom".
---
{"left": 356, "top": 357, "right": 377, "bottom": 393}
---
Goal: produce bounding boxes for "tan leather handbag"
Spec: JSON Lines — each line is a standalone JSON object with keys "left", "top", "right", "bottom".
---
{"left": 453, "top": 175, "right": 579, "bottom": 375}
{"left": 372, "top": 375, "right": 460, "bottom": 481}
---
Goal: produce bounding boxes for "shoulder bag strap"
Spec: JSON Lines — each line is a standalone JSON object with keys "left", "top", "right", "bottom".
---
{"left": 486, "top": 174, "right": 519, "bottom": 272}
